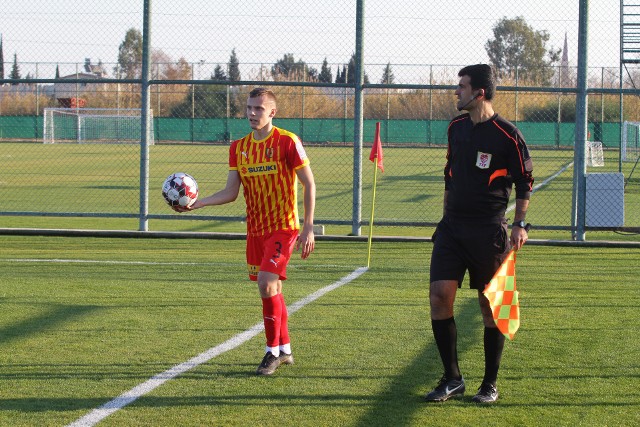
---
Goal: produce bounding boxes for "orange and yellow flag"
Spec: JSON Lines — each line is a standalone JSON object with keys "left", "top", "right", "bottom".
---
{"left": 482, "top": 250, "right": 520, "bottom": 340}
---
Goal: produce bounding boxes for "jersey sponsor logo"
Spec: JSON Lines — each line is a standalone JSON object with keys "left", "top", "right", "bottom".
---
{"left": 476, "top": 151, "right": 492, "bottom": 169}
{"left": 248, "top": 263, "right": 259, "bottom": 276}
{"left": 239, "top": 161, "right": 278, "bottom": 176}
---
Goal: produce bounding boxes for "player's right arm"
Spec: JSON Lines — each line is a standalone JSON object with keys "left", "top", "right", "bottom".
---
{"left": 172, "top": 170, "right": 241, "bottom": 212}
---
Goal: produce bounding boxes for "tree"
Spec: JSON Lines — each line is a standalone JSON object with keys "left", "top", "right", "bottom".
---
{"left": 213, "top": 64, "right": 227, "bottom": 81}
{"left": 381, "top": 62, "right": 395, "bottom": 84}
{"left": 170, "top": 81, "right": 236, "bottom": 118}
{"left": 115, "top": 28, "right": 143, "bottom": 79}
{"left": 55, "top": 64, "right": 60, "bottom": 79}
{"left": 272, "top": 53, "right": 311, "bottom": 80}
{"left": 228, "top": 48, "right": 240, "bottom": 82}
{"left": 485, "top": 16, "right": 560, "bottom": 85}
{"left": 152, "top": 50, "right": 192, "bottom": 80}
{"left": 10, "top": 53, "right": 20, "bottom": 85}
{"left": 318, "top": 58, "right": 332, "bottom": 83}
{"left": 307, "top": 67, "right": 318, "bottom": 81}
{"left": 346, "top": 53, "right": 370, "bottom": 85}
{"left": 335, "top": 66, "right": 345, "bottom": 84}
{"left": 168, "top": 57, "right": 192, "bottom": 80}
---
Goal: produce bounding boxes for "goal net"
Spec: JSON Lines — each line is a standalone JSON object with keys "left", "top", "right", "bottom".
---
{"left": 622, "top": 121, "right": 640, "bottom": 162}
{"left": 43, "top": 108, "right": 154, "bottom": 145}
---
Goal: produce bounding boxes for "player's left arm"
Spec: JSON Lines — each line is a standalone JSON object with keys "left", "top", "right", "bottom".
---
{"left": 173, "top": 170, "right": 241, "bottom": 212}
{"left": 510, "top": 198, "right": 530, "bottom": 251}
{"left": 508, "top": 128, "right": 534, "bottom": 251}
{"left": 295, "top": 165, "right": 316, "bottom": 259}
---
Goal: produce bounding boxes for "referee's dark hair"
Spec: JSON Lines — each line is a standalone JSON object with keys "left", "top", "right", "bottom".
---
{"left": 458, "top": 64, "right": 495, "bottom": 101}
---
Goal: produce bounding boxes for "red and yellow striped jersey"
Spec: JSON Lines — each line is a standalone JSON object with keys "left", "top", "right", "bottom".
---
{"left": 229, "top": 126, "right": 310, "bottom": 236}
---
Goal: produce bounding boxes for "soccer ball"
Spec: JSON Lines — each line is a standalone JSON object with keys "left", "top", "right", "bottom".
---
{"left": 162, "top": 172, "right": 199, "bottom": 208}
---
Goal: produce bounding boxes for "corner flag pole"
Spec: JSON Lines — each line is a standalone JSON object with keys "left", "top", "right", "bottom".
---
{"left": 366, "top": 158, "right": 379, "bottom": 267}
{"left": 367, "top": 122, "right": 384, "bottom": 267}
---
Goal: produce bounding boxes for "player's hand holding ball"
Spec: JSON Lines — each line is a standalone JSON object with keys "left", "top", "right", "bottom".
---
{"left": 162, "top": 172, "right": 199, "bottom": 213}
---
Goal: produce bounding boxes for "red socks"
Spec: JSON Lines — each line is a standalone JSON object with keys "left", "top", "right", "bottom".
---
{"left": 261, "top": 293, "right": 291, "bottom": 350}
{"left": 262, "top": 295, "right": 282, "bottom": 348}
{"left": 279, "top": 293, "right": 290, "bottom": 347}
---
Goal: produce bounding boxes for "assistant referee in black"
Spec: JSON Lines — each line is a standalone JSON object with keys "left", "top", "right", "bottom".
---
{"left": 425, "top": 64, "right": 534, "bottom": 404}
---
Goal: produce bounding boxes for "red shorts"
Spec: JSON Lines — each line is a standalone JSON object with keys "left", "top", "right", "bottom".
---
{"left": 246, "top": 229, "right": 299, "bottom": 281}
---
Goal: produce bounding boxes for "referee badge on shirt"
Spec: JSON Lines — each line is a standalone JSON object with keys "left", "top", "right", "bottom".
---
{"left": 476, "top": 151, "right": 492, "bottom": 169}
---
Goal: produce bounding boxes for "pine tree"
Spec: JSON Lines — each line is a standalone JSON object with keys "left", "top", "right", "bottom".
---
{"left": 10, "top": 53, "right": 21, "bottom": 85}
{"left": 228, "top": 49, "right": 240, "bottom": 82}
{"left": 335, "top": 66, "right": 346, "bottom": 84}
{"left": 213, "top": 64, "right": 227, "bottom": 80}
{"left": 381, "top": 62, "right": 395, "bottom": 84}
{"left": 346, "top": 53, "right": 369, "bottom": 85}
{"left": 318, "top": 58, "right": 332, "bottom": 83}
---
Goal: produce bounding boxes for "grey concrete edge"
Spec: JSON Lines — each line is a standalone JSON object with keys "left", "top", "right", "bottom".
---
{"left": 1, "top": 228, "right": 640, "bottom": 248}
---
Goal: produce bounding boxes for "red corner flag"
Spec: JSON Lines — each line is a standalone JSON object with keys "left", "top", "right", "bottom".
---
{"left": 369, "top": 122, "right": 384, "bottom": 172}
{"left": 482, "top": 250, "right": 520, "bottom": 340}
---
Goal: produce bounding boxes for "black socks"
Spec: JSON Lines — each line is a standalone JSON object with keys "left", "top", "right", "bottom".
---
{"left": 431, "top": 317, "right": 461, "bottom": 380}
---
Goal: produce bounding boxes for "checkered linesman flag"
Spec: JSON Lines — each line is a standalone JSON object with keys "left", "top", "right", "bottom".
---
{"left": 482, "top": 250, "right": 520, "bottom": 340}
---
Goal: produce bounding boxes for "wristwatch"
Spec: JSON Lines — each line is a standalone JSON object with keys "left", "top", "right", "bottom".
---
{"left": 512, "top": 220, "right": 527, "bottom": 228}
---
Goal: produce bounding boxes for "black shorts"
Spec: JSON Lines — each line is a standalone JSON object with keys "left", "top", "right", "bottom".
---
{"left": 430, "top": 216, "right": 510, "bottom": 289}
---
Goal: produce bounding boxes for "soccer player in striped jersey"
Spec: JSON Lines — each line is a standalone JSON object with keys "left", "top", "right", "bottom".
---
{"left": 175, "top": 87, "right": 316, "bottom": 375}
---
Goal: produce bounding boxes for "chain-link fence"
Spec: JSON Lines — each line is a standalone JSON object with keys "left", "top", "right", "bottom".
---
{"left": 0, "top": 0, "right": 638, "bottom": 241}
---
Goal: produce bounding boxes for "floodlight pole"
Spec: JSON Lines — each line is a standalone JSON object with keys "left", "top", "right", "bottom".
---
{"left": 571, "top": 0, "right": 589, "bottom": 241}
{"left": 139, "top": 0, "right": 152, "bottom": 232}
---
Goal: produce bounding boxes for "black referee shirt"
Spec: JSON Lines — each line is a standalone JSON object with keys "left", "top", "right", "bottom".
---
{"left": 444, "top": 113, "right": 534, "bottom": 220}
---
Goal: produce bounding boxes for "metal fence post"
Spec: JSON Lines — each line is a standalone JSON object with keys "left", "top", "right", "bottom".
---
{"left": 352, "top": 0, "right": 364, "bottom": 236}
{"left": 572, "top": 0, "right": 589, "bottom": 241}
{"left": 139, "top": 0, "right": 152, "bottom": 232}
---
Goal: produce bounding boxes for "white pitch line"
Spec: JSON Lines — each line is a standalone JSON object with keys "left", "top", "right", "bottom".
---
{"left": 506, "top": 160, "right": 573, "bottom": 214}
{"left": 4, "top": 258, "right": 212, "bottom": 266}
{"left": 1, "top": 258, "right": 352, "bottom": 270}
{"left": 66, "top": 266, "right": 369, "bottom": 427}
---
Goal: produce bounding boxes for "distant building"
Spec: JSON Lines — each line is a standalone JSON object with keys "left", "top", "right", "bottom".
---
{"left": 54, "top": 59, "right": 106, "bottom": 107}
{"left": 560, "top": 32, "right": 573, "bottom": 87}
{"left": 83, "top": 58, "right": 106, "bottom": 78}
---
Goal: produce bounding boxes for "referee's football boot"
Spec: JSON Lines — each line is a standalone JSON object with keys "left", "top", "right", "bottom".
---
{"left": 471, "top": 382, "right": 499, "bottom": 403}
{"left": 424, "top": 375, "right": 465, "bottom": 402}
{"left": 256, "top": 352, "right": 281, "bottom": 375}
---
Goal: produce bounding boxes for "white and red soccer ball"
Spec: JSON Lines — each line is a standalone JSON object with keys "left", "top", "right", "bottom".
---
{"left": 162, "top": 172, "right": 199, "bottom": 208}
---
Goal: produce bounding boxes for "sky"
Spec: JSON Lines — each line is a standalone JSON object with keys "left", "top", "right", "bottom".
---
{"left": 0, "top": 0, "right": 623, "bottom": 84}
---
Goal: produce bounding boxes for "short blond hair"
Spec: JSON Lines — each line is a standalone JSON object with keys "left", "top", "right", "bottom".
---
{"left": 249, "top": 87, "right": 276, "bottom": 104}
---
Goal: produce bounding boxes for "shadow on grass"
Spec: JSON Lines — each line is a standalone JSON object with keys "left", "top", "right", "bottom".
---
{"left": 354, "top": 295, "right": 483, "bottom": 427}
{"left": 2, "top": 394, "right": 639, "bottom": 414}
{"left": 0, "top": 304, "right": 100, "bottom": 346}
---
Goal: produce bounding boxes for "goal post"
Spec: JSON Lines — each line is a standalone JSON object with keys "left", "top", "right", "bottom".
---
{"left": 622, "top": 120, "right": 640, "bottom": 162}
{"left": 43, "top": 108, "right": 154, "bottom": 145}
